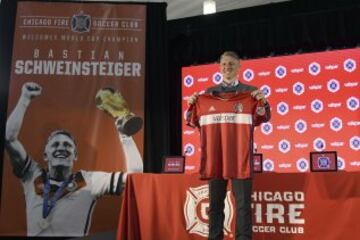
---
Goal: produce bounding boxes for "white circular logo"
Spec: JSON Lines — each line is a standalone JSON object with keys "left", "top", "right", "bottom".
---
{"left": 330, "top": 117, "right": 343, "bottom": 132}
{"left": 263, "top": 159, "right": 274, "bottom": 171}
{"left": 337, "top": 156, "right": 345, "bottom": 170}
{"left": 296, "top": 158, "right": 309, "bottom": 172}
{"left": 309, "top": 62, "right": 321, "bottom": 76}
{"left": 275, "top": 65, "right": 287, "bottom": 79}
{"left": 311, "top": 99, "right": 323, "bottom": 113}
{"left": 212, "top": 72, "right": 223, "bottom": 84}
{"left": 294, "top": 119, "right": 307, "bottom": 134}
{"left": 260, "top": 85, "right": 271, "bottom": 98}
{"left": 349, "top": 136, "right": 360, "bottom": 151}
{"left": 184, "top": 143, "right": 195, "bottom": 156}
{"left": 346, "top": 96, "right": 359, "bottom": 111}
{"left": 313, "top": 138, "right": 326, "bottom": 151}
{"left": 243, "top": 69, "right": 254, "bottom": 82}
{"left": 278, "top": 139, "right": 291, "bottom": 153}
{"left": 184, "top": 75, "right": 194, "bottom": 87}
{"left": 261, "top": 122, "right": 273, "bottom": 135}
{"left": 293, "top": 82, "right": 305, "bottom": 96}
{"left": 277, "top": 102, "right": 289, "bottom": 115}
{"left": 327, "top": 79, "right": 340, "bottom": 93}
{"left": 344, "top": 58, "right": 356, "bottom": 72}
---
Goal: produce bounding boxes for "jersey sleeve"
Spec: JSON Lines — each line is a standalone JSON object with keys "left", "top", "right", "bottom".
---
{"left": 252, "top": 100, "right": 271, "bottom": 126}
{"left": 81, "top": 170, "right": 124, "bottom": 198}
{"left": 186, "top": 100, "right": 200, "bottom": 128}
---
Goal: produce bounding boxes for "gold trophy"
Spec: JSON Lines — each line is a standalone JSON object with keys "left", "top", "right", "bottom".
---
{"left": 95, "top": 87, "right": 143, "bottom": 136}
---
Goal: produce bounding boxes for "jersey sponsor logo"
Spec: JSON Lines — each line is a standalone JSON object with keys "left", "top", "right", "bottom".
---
{"left": 293, "top": 82, "right": 305, "bottom": 96}
{"left": 199, "top": 113, "right": 252, "bottom": 126}
{"left": 311, "top": 99, "right": 323, "bottom": 113}
{"left": 295, "top": 119, "right": 307, "bottom": 134}
{"left": 275, "top": 65, "right": 286, "bottom": 79}
{"left": 337, "top": 157, "right": 345, "bottom": 170}
{"left": 277, "top": 102, "right": 289, "bottom": 115}
{"left": 308, "top": 62, "right": 320, "bottom": 76}
{"left": 263, "top": 159, "right": 274, "bottom": 171}
{"left": 327, "top": 79, "right": 340, "bottom": 93}
{"left": 296, "top": 158, "right": 309, "bottom": 172}
{"left": 313, "top": 138, "right": 326, "bottom": 151}
{"left": 184, "top": 75, "right": 194, "bottom": 87}
{"left": 243, "top": 69, "right": 254, "bottom": 82}
{"left": 278, "top": 139, "right": 291, "bottom": 153}
{"left": 330, "top": 117, "right": 342, "bottom": 132}
{"left": 184, "top": 185, "right": 233, "bottom": 238}
{"left": 346, "top": 96, "right": 359, "bottom": 111}
{"left": 184, "top": 143, "right": 195, "bottom": 156}
{"left": 260, "top": 85, "right": 271, "bottom": 98}
{"left": 212, "top": 72, "right": 223, "bottom": 84}
{"left": 343, "top": 58, "right": 356, "bottom": 72}
{"left": 234, "top": 103, "right": 243, "bottom": 113}
{"left": 261, "top": 122, "right": 273, "bottom": 135}
{"left": 349, "top": 136, "right": 360, "bottom": 151}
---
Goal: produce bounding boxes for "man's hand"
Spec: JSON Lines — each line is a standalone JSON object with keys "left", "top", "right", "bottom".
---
{"left": 251, "top": 89, "right": 267, "bottom": 104}
{"left": 187, "top": 92, "right": 199, "bottom": 106}
{"left": 22, "top": 82, "right": 42, "bottom": 100}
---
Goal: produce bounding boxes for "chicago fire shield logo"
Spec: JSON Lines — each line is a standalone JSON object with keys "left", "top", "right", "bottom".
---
{"left": 184, "top": 184, "right": 233, "bottom": 237}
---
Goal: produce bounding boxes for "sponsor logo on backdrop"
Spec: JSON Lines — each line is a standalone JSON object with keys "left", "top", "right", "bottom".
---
{"left": 293, "top": 105, "right": 306, "bottom": 110}
{"left": 184, "top": 185, "right": 233, "bottom": 238}
{"left": 308, "top": 62, "right": 320, "bottom": 76}
{"left": 328, "top": 102, "right": 341, "bottom": 108}
{"left": 327, "top": 79, "right": 340, "bottom": 93}
{"left": 291, "top": 68, "right": 304, "bottom": 73}
{"left": 295, "top": 119, "right": 307, "bottom": 134}
{"left": 243, "top": 69, "right": 254, "bottom": 82}
{"left": 184, "top": 75, "right": 194, "bottom": 87}
{"left": 212, "top": 72, "right": 223, "bottom": 84}
{"left": 277, "top": 125, "right": 290, "bottom": 130}
{"left": 311, "top": 99, "right": 323, "bottom": 113}
{"left": 325, "top": 64, "right": 338, "bottom": 70}
{"left": 346, "top": 96, "right": 359, "bottom": 111}
{"left": 308, "top": 85, "right": 322, "bottom": 90}
{"left": 313, "top": 138, "right": 326, "bottom": 151}
{"left": 252, "top": 191, "right": 305, "bottom": 234}
{"left": 293, "top": 82, "right": 305, "bottom": 96}
{"left": 330, "top": 117, "right": 343, "bottom": 132}
{"left": 279, "top": 163, "right": 292, "bottom": 168}
{"left": 279, "top": 139, "right": 291, "bottom": 153}
{"left": 261, "top": 122, "right": 273, "bottom": 135}
{"left": 258, "top": 71, "right": 270, "bottom": 76}
{"left": 277, "top": 102, "right": 289, "bottom": 115}
{"left": 260, "top": 85, "right": 271, "bottom": 98}
{"left": 311, "top": 123, "right": 325, "bottom": 128}
{"left": 337, "top": 157, "right": 345, "bottom": 170}
{"left": 184, "top": 143, "right": 195, "bottom": 156}
{"left": 295, "top": 143, "right": 308, "bottom": 149}
{"left": 349, "top": 136, "right": 360, "bottom": 151}
{"left": 296, "top": 158, "right": 309, "bottom": 172}
{"left": 263, "top": 159, "right": 274, "bottom": 171}
{"left": 275, "top": 88, "right": 288, "bottom": 93}
{"left": 344, "top": 81, "right": 358, "bottom": 87}
{"left": 344, "top": 58, "right": 356, "bottom": 72}
{"left": 275, "top": 66, "right": 287, "bottom": 79}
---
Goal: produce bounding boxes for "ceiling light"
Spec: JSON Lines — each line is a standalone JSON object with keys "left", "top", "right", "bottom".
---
{"left": 203, "top": 0, "right": 216, "bottom": 15}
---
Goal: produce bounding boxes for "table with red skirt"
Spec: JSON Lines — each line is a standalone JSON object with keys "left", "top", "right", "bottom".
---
{"left": 117, "top": 172, "right": 360, "bottom": 240}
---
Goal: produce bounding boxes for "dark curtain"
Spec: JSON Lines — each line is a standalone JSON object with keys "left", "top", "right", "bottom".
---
{"left": 167, "top": 0, "right": 360, "bottom": 162}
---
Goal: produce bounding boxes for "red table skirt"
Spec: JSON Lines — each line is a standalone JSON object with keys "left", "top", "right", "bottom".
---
{"left": 117, "top": 172, "right": 360, "bottom": 240}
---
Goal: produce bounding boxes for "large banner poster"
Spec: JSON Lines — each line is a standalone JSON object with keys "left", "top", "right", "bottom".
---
{"left": 0, "top": 1, "right": 145, "bottom": 237}
{"left": 182, "top": 48, "right": 360, "bottom": 173}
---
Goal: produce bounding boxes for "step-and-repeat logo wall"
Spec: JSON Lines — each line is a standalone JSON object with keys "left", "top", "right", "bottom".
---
{"left": 182, "top": 48, "right": 360, "bottom": 173}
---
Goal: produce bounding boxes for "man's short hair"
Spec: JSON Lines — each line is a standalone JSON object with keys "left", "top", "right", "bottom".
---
{"left": 46, "top": 130, "right": 77, "bottom": 146}
{"left": 220, "top": 51, "right": 240, "bottom": 61}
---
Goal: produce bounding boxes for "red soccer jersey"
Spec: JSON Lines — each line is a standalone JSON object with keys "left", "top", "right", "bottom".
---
{"left": 187, "top": 92, "right": 266, "bottom": 179}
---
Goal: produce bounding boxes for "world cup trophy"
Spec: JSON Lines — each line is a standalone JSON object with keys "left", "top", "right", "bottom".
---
{"left": 95, "top": 87, "right": 143, "bottom": 136}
